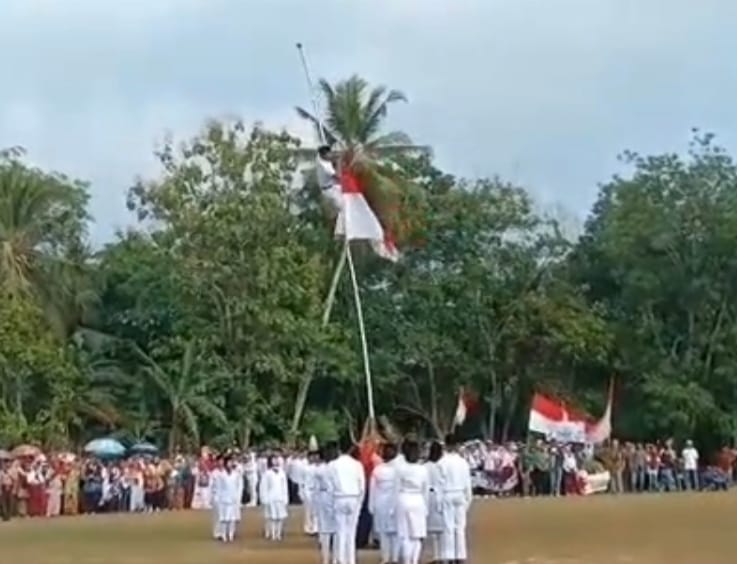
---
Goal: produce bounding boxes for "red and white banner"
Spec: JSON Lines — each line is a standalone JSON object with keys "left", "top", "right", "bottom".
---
{"left": 528, "top": 383, "right": 613, "bottom": 444}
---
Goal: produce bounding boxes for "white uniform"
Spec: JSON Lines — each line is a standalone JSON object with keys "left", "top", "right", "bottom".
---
{"left": 369, "top": 461, "right": 400, "bottom": 564}
{"left": 209, "top": 467, "right": 224, "bottom": 540}
{"left": 215, "top": 468, "right": 244, "bottom": 542}
{"left": 437, "top": 451, "right": 472, "bottom": 562}
{"left": 327, "top": 453, "right": 365, "bottom": 564}
{"left": 316, "top": 156, "right": 342, "bottom": 211}
{"left": 314, "top": 461, "right": 337, "bottom": 564}
{"left": 191, "top": 465, "right": 212, "bottom": 510}
{"left": 301, "top": 461, "right": 318, "bottom": 534}
{"left": 259, "top": 467, "right": 289, "bottom": 540}
{"left": 396, "top": 462, "right": 429, "bottom": 564}
{"left": 243, "top": 453, "right": 258, "bottom": 507}
{"left": 425, "top": 460, "right": 444, "bottom": 562}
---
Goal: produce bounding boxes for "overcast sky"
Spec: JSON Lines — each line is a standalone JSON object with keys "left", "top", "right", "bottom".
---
{"left": 2, "top": 0, "right": 736, "bottom": 242}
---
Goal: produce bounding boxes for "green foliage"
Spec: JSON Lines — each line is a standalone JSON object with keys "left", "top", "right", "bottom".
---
{"left": 3, "top": 84, "right": 737, "bottom": 452}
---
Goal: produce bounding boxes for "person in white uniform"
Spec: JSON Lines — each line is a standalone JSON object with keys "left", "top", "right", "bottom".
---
{"left": 395, "top": 438, "right": 429, "bottom": 564}
{"left": 437, "top": 434, "right": 473, "bottom": 563}
{"left": 327, "top": 438, "right": 365, "bottom": 564}
{"left": 300, "top": 450, "right": 319, "bottom": 535}
{"left": 243, "top": 451, "right": 259, "bottom": 507}
{"left": 315, "top": 145, "right": 343, "bottom": 211}
{"left": 425, "top": 441, "right": 445, "bottom": 564}
{"left": 314, "top": 443, "right": 338, "bottom": 564}
{"left": 216, "top": 455, "right": 244, "bottom": 543}
{"left": 259, "top": 455, "right": 289, "bottom": 541}
{"left": 369, "top": 442, "right": 401, "bottom": 564}
{"left": 209, "top": 457, "right": 225, "bottom": 541}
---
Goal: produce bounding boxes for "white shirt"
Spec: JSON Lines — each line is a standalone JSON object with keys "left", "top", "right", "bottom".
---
{"left": 368, "top": 462, "right": 399, "bottom": 514}
{"left": 328, "top": 454, "right": 365, "bottom": 498}
{"left": 316, "top": 156, "right": 338, "bottom": 189}
{"left": 437, "top": 452, "right": 472, "bottom": 505}
{"left": 562, "top": 452, "right": 577, "bottom": 473}
{"left": 216, "top": 468, "right": 244, "bottom": 506}
{"left": 396, "top": 462, "right": 429, "bottom": 500}
{"left": 259, "top": 468, "right": 289, "bottom": 505}
{"left": 682, "top": 447, "right": 699, "bottom": 471}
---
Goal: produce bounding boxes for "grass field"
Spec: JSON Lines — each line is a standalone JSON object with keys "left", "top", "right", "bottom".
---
{"left": 0, "top": 493, "right": 734, "bottom": 564}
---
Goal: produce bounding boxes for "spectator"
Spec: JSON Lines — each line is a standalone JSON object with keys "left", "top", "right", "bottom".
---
{"left": 681, "top": 440, "right": 699, "bottom": 491}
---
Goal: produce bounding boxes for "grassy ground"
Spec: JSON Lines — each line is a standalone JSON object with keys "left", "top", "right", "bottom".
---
{"left": 0, "top": 492, "right": 734, "bottom": 564}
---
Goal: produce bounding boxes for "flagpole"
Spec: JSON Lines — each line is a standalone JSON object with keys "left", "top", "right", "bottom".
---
{"left": 296, "top": 42, "right": 349, "bottom": 326}
{"left": 296, "top": 42, "right": 376, "bottom": 422}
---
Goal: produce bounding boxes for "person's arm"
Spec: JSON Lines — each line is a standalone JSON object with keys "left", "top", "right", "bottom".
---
{"left": 463, "top": 460, "right": 473, "bottom": 507}
{"left": 358, "top": 462, "right": 366, "bottom": 498}
{"left": 367, "top": 472, "right": 378, "bottom": 515}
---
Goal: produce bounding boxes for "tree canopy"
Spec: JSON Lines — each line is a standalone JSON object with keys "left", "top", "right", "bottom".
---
{"left": 1, "top": 81, "right": 735, "bottom": 453}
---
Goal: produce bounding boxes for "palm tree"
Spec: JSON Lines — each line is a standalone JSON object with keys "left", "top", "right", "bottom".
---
{"left": 296, "top": 75, "right": 429, "bottom": 238}
{"left": 292, "top": 76, "right": 429, "bottom": 437}
{"left": 0, "top": 155, "right": 93, "bottom": 337}
{"left": 136, "top": 341, "right": 227, "bottom": 455}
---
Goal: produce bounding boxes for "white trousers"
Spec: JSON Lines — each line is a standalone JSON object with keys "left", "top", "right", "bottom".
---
{"left": 212, "top": 503, "right": 223, "bottom": 539}
{"left": 440, "top": 492, "right": 469, "bottom": 561}
{"left": 303, "top": 495, "right": 318, "bottom": 534}
{"left": 334, "top": 496, "right": 361, "bottom": 564}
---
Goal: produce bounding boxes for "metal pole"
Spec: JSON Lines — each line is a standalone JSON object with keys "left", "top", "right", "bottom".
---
{"left": 296, "top": 42, "right": 328, "bottom": 145}
{"left": 295, "top": 42, "right": 376, "bottom": 421}
{"left": 345, "top": 239, "right": 376, "bottom": 420}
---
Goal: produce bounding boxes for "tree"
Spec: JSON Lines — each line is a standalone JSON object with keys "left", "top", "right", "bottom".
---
{"left": 137, "top": 341, "right": 227, "bottom": 455}
{"left": 296, "top": 74, "right": 429, "bottom": 244}
{"left": 568, "top": 132, "right": 737, "bottom": 448}
{"left": 0, "top": 150, "right": 92, "bottom": 338}
{"left": 127, "top": 121, "right": 349, "bottom": 446}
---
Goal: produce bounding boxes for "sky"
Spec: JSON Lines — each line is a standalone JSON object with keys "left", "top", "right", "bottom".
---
{"left": 2, "top": 0, "right": 737, "bottom": 243}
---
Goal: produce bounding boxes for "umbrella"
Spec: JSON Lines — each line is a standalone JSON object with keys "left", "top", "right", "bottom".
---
{"left": 129, "top": 442, "right": 158, "bottom": 456}
{"left": 0, "top": 449, "right": 11, "bottom": 461}
{"left": 11, "top": 444, "right": 41, "bottom": 458}
{"left": 84, "top": 438, "right": 126, "bottom": 459}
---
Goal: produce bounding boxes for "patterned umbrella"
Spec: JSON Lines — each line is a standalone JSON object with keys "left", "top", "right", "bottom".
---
{"left": 129, "top": 442, "right": 158, "bottom": 456}
{"left": 11, "top": 444, "right": 41, "bottom": 458}
{"left": 84, "top": 438, "right": 126, "bottom": 459}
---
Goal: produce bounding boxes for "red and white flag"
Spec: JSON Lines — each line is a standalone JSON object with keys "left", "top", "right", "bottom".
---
{"left": 586, "top": 381, "right": 613, "bottom": 444}
{"left": 453, "top": 387, "right": 478, "bottom": 427}
{"left": 334, "top": 169, "right": 399, "bottom": 262}
{"left": 528, "top": 388, "right": 613, "bottom": 444}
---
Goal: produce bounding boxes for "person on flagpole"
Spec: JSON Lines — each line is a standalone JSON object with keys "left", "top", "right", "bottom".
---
{"left": 316, "top": 145, "right": 343, "bottom": 212}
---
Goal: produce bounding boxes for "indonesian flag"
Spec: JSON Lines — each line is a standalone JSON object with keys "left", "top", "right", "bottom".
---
{"left": 335, "top": 169, "right": 398, "bottom": 262}
{"left": 528, "top": 387, "right": 613, "bottom": 444}
{"left": 453, "top": 387, "right": 478, "bottom": 427}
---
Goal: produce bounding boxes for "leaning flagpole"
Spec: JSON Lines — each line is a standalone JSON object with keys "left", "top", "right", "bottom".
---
{"left": 296, "top": 42, "right": 348, "bottom": 327}
{"left": 296, "top": 43, "right": 377, "bottom": 422}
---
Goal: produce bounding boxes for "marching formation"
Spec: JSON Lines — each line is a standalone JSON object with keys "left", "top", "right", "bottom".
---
{"left": 202, "top": 434, "right": 472, "bottom": 564}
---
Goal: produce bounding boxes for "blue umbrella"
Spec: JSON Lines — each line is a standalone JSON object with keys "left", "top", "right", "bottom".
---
{"left": 84, "top": 438, "right": 126, "bottom": 459}
{"left": 129, "top": 441, "right": 159, "bottom": 456}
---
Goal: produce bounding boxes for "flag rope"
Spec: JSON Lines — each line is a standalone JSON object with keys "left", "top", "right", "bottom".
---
{"left": 296, "top": 42, "right": 377, "bottom": 422}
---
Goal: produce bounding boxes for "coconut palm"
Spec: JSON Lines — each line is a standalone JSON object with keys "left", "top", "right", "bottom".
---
{"left": 0, "top": 154, "right": 96, "bottom": 338}
{"left": 296, "top": 75, "right": 429, "bottom": 241}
